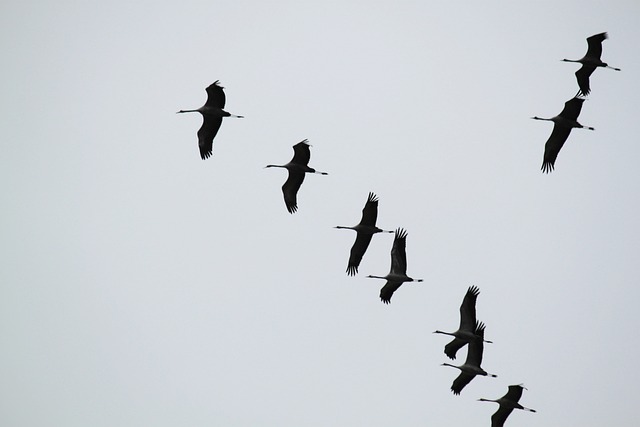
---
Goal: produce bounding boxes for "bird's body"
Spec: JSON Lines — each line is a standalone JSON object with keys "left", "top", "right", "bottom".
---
{"left": 442, "top": 322, "right": 496, "bottom": 395}
{"left": 562, "top": 32, "right": 620, "bottom": 96}
{"left": 479, "top": 384, "right": 536, "bottom": 427}
{"left": 434, "top": 286, "right": 492, "bottom": 359}
{"left": 177, "top": 81, "right": 243, "bottom": 160}
{"left": 335, "top": 192, "right": 393, "bottom": 276}
{"left": 265, "top": 140, "right": 327, "bottom": 214}
{"left": 366, "top": 228, "right": 422, "bottom": 304}
{"left": 532, "top": 97, "right": 594, "bottom": 173}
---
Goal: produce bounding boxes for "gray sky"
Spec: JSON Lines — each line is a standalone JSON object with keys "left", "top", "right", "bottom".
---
{"left": 2, "top": 1, "right": 640, "bottom": 426}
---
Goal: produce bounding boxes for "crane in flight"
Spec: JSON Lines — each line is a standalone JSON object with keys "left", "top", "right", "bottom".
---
{"left": 177, "top": 81, "right": 243, "bottom": 160}
{"left": 562, "top": 32, "right": 620, "bottom": 96}
{"left": 335, "top": 192, "right": 393, "bottom": 276}
{"left": 265, "top": 140, "right": 327, "bottom": 214}
{"left": 433, "top": 286, "right": 492, "bottom": 359}
{"left": 478, "top": 384, "right": 536, "bottom": 427}
{"left": 366, "top": 228, "right": 423, "bottom": 304}
{"left": 441, "top": 322, "right": 496, "bottom": 395}
{"left": 532, "top": 97, "right": 594, "bottom": 173}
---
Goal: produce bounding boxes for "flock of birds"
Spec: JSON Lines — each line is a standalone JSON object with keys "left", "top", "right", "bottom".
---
{"left": 176, "top": 32, "right": 619, "bottom": 426}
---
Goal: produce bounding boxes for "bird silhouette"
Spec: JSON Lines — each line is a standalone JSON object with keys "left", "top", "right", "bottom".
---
{"left": 434, "top": 286, "right": 492, "bottom": 360}
{"left": 441, "top": 322, "right": 496, "bottom": 394}
{"left": 265, "top": 140, "right": 327, "bottom": 214}
{"left": 479, "top": 384, "right": 536, "bottom": 427}
{"left": 366, "top": 228, "right": 423, "bottom": 304}
{"left": 335, "top": 192, "right": 393, "bottom": 276}
{"left": 562, "top": 32, "right": 620, "bottom": 96}
{"left": 532, "top": 97, "right": 594, "bottom": 173}
{"left": 177, "top": 81, "right": 243, "bottom": 160}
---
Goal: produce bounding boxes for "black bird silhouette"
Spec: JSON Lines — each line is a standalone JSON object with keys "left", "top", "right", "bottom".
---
{"left": 441, "top": 322, "right": 496, "bottom": 395}
{"left": 265, "top": 140, "right": 327, "bottom": 214}
{"left": 562, "top": 32, "right": 620, "bottom": 96}
{"left": 177, "top": 81, "right": 243, "bottom": 160}
{"left": 532, "top": 97, "right": 594, "bottom": 173}
{"left": 434, "top": 286, "right": 492, "bottom": 360}
{"left": 335, "top": 192, "right": 393, "bottom": 276}
{"left": 366, "top": 228, "right": 423, "bottom": 304}
{"left": 478, "top": 384, "right": 536, "bottom": 427}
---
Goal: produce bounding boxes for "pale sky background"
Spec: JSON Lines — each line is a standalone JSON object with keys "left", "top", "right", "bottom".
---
{"left": 2, "top": 1, "right": 640, "bottom": 426}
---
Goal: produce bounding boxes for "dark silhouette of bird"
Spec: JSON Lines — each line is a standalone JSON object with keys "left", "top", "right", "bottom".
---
{"left": 366, "top": 228, "right": 423, "bottom": 304}
{"left": 441, "top": 322, "right": 496, "bottom": 395}
{"left": 177, "top": 81, "right": 243, "bottom": 160}
{"left": 562, "top": 32, "right": 620, "bottom": 96}
{"left": 434, "top": 286, "right": 492, "bottom": 359}
{"left": 265, "top": 140, "right": 327, "bottom": 214}
{"left": 532, "top": 97, "right": 594, "bottom": 173}
{"left": 335, "top": 192, "right": 393, "bottom": 276}
{"left": 478, "top": 384, "right": 536, "bottom": 427}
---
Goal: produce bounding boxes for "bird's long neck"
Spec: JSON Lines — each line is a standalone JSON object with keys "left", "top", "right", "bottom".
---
{"left": 265, "top": 164, "right": 286, "bottom": 169}
{"left": 561, "top": 58, "right": 579, "bottom": 63}
{"left": 441, "top": 363, "right": 460, "bottom": 370}
{"left": 177, "top": 109, "right": 199, "bottom": 114}
{"left": 228, "top": 113, "right": 244, "bottom": 118}
{"left": 477, "top": 398, "right": 498, "bottom": 403}
{"left": 433, "top": 330, "right": 455, "bottom": 337}
{"left": 366, "top": 275, "right": 387, "bottom": 280}
{"left": 335, "top": 226, "right": 355, "bottom": 230}
{"left": 531, "top": 116, "right": 552, "bottom": 122}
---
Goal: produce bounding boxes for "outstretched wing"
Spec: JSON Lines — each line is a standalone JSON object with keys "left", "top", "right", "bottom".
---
{"left": 359, "top": 192, "right": 379, "bottom": 227}
{"left": 559, "top": 97, "right": 584, "bottom": 121}
{"left": 451, "top": 371, "right": 475, "bottom": 395}
{"left": 291, "top": 140, "right": 311, "bottom": 166}
{"left": 491, "top": 406, "right": 514, "bottom": 427}
{"left": 503, "top": 385, "right": 524, "bottom": 403}
{"left": 459, "top": 285, "right": 480, "bottom": 332}
{"left": 390, "top": 228, "right": 408, "bottom": 275}
{"left": 541, "top": 124, "right": 572, "bottom": 173}
{"left": 466, "top": 322, "right": 486, "bottom": 367}
{"left": 197, "top": 117, "right": 222, "bottom": 160}
{"left": 444, "top": 337, "right": 466, "bottom": 360}
{"left": 347, "top": 233, "right": 374, "bottom": 276}
{"left": 282, "top": 171, "right": 305, "bottom": 214}
{"left": 204, "top": 81, "right": 226, "bottom": 108}
{"left": 575, "top": 65, "right": 596, "bottom": 96}
{"left": 585, "top": 32, "right": 607, "bottom": 60}
{"left": 380, "top": 281, "right": 402, "bottom": 304}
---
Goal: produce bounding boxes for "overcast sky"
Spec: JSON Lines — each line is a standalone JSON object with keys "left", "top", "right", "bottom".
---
{"left": 2, "top": 1, "right": 640, "bottom": 426}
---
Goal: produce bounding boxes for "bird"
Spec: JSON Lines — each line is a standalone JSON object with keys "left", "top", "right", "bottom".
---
{"left": 265, "top": 140, "right": 327, "bottom": 214}
{"left": 433, "top": 286, "right": 492, "bottom": 360}
{"left": 177, "top": 81, "right": 243, "bottom": 160}
{"left": 562, "top": 32, "right": 621, "bottom": 96}
{"left": 441, "top": 322, "right": 496, "bottom": 395}
{"left": 478, "top": 384, "right": 536, "bottom": 427}
{"left": 532, "top": 96, "right": 594, "bottom": 173}
{"left": 366, "top": 228, "right": 423, "bottom": 304}
{"left": 335, "top": 192, "right": 393, "bottom": 276}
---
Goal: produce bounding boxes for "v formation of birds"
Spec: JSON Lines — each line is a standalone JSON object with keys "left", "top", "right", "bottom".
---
{"left": 177, "top": 33, "right": 619, "bottom": 426}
